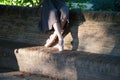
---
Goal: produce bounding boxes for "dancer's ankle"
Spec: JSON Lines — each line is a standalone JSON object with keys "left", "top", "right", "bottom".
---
{"left": 58, "top": 39, "right": 64, "bottom": 51}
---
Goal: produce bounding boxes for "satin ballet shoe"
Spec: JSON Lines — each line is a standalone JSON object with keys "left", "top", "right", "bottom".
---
{"left": 44, "top": 33, "right": 56, "bottom": 47}
{"left": 44, "top": 39, "right": 51, "bottom": 47}
{"left": 58, "top": 40, "right": 64, "bottom": 51}
{"left": 58, "top": 45, "right": 64, "bottom": 51}
{"left": 53, "top": 41, "right": 64, "bottom": 51}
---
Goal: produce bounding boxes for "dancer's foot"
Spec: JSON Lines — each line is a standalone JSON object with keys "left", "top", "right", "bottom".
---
{"left": 44, "top": 33, "right": 56, "bottom": 47}
{"left": 58, "top": 40, "right": 64, "bottom": 51}
{"left": 53, "top": 40, "right": 64, "bottom": 51}
{"left": 44, "top": 39, "right": 51, "bottom": 47}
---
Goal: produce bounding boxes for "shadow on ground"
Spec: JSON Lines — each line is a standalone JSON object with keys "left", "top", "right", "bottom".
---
{"left": 0, "top": 39, "right": 37, "bottom": 73}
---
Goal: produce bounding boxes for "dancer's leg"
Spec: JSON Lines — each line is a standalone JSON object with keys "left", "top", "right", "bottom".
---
{"left": 44, "top": 19, "right": 67, "bottom": 50}
{"left": 44, "top": 22, "right": 64, "bottom": 51}
{"left": 53, "top": 22, "right": 64, "bottom": 51}
{"left": 44, "top": 31, "right": 56, "bottom": 47}
{"left": 61, "top": 18, "right": 67, "bottom": 31}
{"left": 53, "top": 23, "right": 63, "bottom": 40}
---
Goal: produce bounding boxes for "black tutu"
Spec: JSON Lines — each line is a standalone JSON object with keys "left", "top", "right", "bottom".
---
{"left": 38, "top": 0, "right": 69, "bottom": 33}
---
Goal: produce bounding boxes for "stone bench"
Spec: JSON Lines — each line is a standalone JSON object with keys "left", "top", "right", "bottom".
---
{"left": 0, "top": 5, "right": 120, "bottom": 80}
{"left": 14, "top": 46, "right": 120, "bottom": 80}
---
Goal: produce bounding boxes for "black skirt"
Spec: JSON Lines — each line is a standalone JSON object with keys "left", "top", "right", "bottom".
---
{"left": 38, "top": 0, "right": 69, "bottom": 33}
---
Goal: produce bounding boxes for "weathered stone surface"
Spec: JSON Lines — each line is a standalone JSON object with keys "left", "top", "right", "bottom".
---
{"left": 0, "top": 5, "right": 120, "bottom": 80}
{"left": 14, "top": 46, "right": 120, "bottom": 80}
{"left": 0, "top": 5, "right": 120, "bottom": 56}
{"left": 65, "top": 21, "right": 120, "bottom": 56}
{"left": 0, "top": 71, "right": 55, "bottom": 80}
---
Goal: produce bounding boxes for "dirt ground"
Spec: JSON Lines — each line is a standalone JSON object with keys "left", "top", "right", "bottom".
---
{"left": 0, "top": 71, "right": 59, "bottom": 80}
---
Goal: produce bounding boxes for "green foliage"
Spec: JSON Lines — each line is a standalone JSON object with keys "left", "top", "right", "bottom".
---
{"left": 66, "top": 0, "right": 90, "bottom": 10}
{"left": 0, "top": 0, "right": 90, "bottom": 10}
{"left": 0, "top": 0, "right": 40, "bottom": 7}
{"left": 90, "top": 0, "right": 120, "bottom": 11}
{"left": 0, "top": 0, "right": 90, "bottom": 6}
{"left": 67, "top": 0, "right": 89, "bottom": 3}
{"left": 67, "top": 2, "right": 88, "bottom": 10}
{"left": 0, "top": 0, "right": 119, "bottom": 11}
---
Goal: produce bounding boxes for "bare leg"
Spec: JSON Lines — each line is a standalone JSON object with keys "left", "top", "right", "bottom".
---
{"left": 53, "top": 22, "right": 64, "bottom": 51}
{"left": 44, "top": 18, "right": 67, "bottom": 50}
{"left": 44, "top": 22, "right": 64, "bottom": 51}
{"left": 61, "top": 18, "right": 67, "bottom": 30}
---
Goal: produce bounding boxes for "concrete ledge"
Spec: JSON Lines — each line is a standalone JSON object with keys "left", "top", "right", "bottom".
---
{"left": 0, "top": 71, "right": 55, "bottom": 80}
{"left": 0, "top": 5, "right": 120, "bottom": 22}
{"left": 14, "top": 46, "right": 120, "bottom": 80}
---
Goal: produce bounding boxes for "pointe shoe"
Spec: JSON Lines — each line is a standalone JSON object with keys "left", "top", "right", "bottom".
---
{"left": 52, "top": 40, "right": 64, "bottom": 51}
{"left": 44, "top": 33, "right": 56, "bottom": 47}
{"left": 44, "top": 39, "right": 51, "bottom": 47}
{"left": 58, "top": 40, "right": 64, "bottom": 51}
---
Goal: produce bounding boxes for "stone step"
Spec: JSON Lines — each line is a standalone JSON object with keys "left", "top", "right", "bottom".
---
{"left": 14, "top": 46, "right": 120, "bottom": 80}
{"left": 0, "top": 71, "right": 56, "bottom": 80}
{"left": 0, "top": 39, "right": 38, "bottom": 71}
